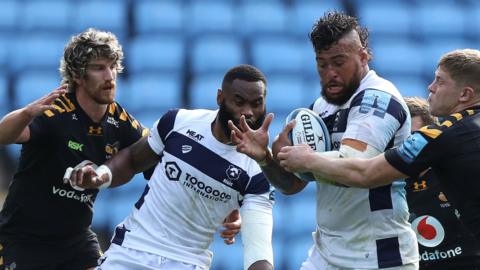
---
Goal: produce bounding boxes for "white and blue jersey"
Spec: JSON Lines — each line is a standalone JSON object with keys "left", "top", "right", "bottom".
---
{"left": 310, "top": 70, "right": 418, "bottom": 268}
{"left": 110, "top": 109, "right": 274, "bottom": 269}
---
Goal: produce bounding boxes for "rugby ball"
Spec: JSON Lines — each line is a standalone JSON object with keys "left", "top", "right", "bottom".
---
{"left": 285, "top": 108, "right": 331, "bottom": 182}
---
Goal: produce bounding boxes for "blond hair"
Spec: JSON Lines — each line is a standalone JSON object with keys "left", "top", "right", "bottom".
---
{"left": 404, "top": 96, "right": 437, "bottom": 125}
{"left": 59, "top": 28, "right": 124, "bottom": 92}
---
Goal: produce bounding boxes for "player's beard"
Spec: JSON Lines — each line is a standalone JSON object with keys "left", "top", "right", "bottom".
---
{"left": 218, "top": 101, "right": 266, "bottom": 139}
{"left": 321, "top": 71, "right": 361, "bottom": 106}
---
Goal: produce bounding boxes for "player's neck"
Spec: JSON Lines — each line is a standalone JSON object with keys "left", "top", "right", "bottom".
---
{"left": 211, "top": 119, "right": 231, "bottom": 145}
{"left": 75, "top": 91, "right": 108, "bottom": 123}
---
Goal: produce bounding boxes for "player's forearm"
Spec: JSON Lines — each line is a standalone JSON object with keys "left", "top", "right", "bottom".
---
{"left": 0, "top": 108, "right": 32, "bottom": 144}
{"left": 260, "top": 151, "right": 306, "bottom": 194}
{"left": 105, "top": 137, "right": 159, "bottom": 187}
{"left": 104, "top": 147, "right": 137, "bottom": 187}
{"left": 307, "top": 153, "right": 397, "bottom": 188}
{"left": 314, "top": 157, "right": 369, "bottom": 187}
{"left": 241, "top": 207, "right": 273, "bottom": 270}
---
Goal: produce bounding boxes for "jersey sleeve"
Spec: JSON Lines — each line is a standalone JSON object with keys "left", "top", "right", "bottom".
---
{"left": 28, "top": 113, "right": 55, "bottom": 142}
{"left": 120, "top": 109, "right": 149, "bottom": 147}
{"left": 241, "top": 172, "right": 275, "bottom": 213}
{"left": 147, "top": 109, "right": 179, "bottom": 155}
{"left": 385, "top": 124, "right": 449, "bottom": 177}
{"left": 343, "top": 89, "right": 409, "bottom": 151}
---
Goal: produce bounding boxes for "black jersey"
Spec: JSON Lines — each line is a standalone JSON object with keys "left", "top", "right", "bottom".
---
{"left": 0, "top": 92, "right": 146, "bottom": 243}
{"left": 385, "top": 107, "right": 480, "bottom": 241}
{"left": 406, "top": 169, "right": 480, "bottom": 269}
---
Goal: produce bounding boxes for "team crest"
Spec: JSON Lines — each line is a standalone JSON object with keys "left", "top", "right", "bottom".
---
{"left": 226, "top": 165, "right": 242, "bottom": 181}
{"left": 105, "top": 142, "right": 120, "bottom": 158}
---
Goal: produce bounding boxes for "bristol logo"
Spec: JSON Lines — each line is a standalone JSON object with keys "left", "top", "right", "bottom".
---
{"left": 225, "top": 165, "right": 242, "bottom": 181}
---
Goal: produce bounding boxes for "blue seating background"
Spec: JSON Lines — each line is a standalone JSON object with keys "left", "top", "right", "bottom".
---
{"left": 1, "top": 0, "right": 478, "bottom": 269}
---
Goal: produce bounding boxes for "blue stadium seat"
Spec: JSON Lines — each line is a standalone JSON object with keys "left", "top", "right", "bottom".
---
{"left": 14, "top": 71, "right": 60, "bottom": 108}
{"left": 289, "top": 1, "right": 344, "bottom": 37}
{"left": 0, "top": 73, "right": 8, "bottom": 109}
{"left": 72, "top": 0, "right": 128, "bottom": 38}
{"left": 0, "top": 0, "right": 19, "bottom": 32}
{"left": 134, "top": 0, "right": 184, "bottom": 35}
{"left": 11, "top": 34, "right": 68, "bottom": 72}
{"left": 135, "top": 111, "right": 163, "bottom": 131}
{"left": 250, "top": 37, "right": 305, "bottom": 75}
{"left": 272, "top": 194, "right": 289, "bottom": 235}
{"left": 285, "top": 189, "right": 317, "bottom": 236}
{"left": 92, "top": 190, "right": 113, "bottom": 229}
{"left": 125, "top": 73, "right": 182, "bottom": 113}
{"left": 468, "top": 2, "right": 480, "bottom": 40}
{"left": 266, "top": 75, "right": 305, "bottom": 112}
{"left": 189, "top": 73, "right": 223, "bottom": 110}
{"left": 191, "top": 35, "right": 245, "bottom": 75}
{"left": 209, "top": 234, "right": 243, "bottom": 270}
{"left": 420, "top": 38, "right": 472, "bottom": 78}
{"left": 268, "top": 111, "right": 288, "bottom": 147}
{"left": 20, "top": 0, "right": 72, "bottom": 33}
{"left": 370, "top": 38, "right": 423, "bottom": 77}
{"left": 111, "top": 78, "right": 129, "bottom": 108}
{"left": 356, "top": 2, "right": 412, "bottom": 38}
{"left": 285, "top": 234, "right": 313, "bottom": 270}
{"left": 187, "top": 1, "right": 234, "bottom": 35}
{"left": 388, "top": 75, "right": 429, "bottom": 98}
{"left": 238, "top": 2, "right": 288, "bottom": 37}
{"left": 0, "top": 37, "right": 9, "bottom": 70}
{"left": 302, "top": 78, "right": 321, "bottom": 107}
{"left": 414, "top": 3, "right": 466, "bottom": 39}
{"left": 128, "top": 36, "right": 185, "bottom": 75}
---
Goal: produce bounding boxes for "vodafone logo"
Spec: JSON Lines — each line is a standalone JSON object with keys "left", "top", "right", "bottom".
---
{"left": 411, "top": 215, "right": 445, "bottom": 247}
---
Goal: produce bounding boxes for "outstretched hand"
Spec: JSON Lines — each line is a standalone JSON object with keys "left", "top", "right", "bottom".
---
{"left": 277, "top": 144, "right": 314, "bottom": 173}
{"left": 228, "top": 113, "right": 274, "bottom": 162}
{"left": 24, "top": 85, "right": 67, "bottom": 117}
{"left": 220, "top": 209, "right": 241, "bottom": 245}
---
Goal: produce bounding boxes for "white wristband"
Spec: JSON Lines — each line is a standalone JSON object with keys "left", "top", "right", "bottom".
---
{"left": 95, "top": 165, "right": 112, "bottom": 190}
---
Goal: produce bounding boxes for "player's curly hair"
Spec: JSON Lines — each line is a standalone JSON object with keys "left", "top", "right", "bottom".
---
{"left": 439, "top": 49, "right": 480, "bottom": 93}
{"left": 222, "top": 64, "right": 267, "bottom": 93}
{"left": 310, "top": 11, "right": 371, "bottom": 60}
{"left": 404, "top": 96, "right": 437, "bottom": 126}
{"left": 60, "top": 28, "right": 124, "bottom": 92}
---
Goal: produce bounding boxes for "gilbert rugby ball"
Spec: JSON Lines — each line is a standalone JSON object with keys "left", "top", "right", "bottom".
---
{"left": 286, "top": 108, "right": 331, "bottom": 182}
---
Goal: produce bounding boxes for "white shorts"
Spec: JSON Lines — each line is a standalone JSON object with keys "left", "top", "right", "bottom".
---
{"left": 300, "top": 245, "right": 419, "bottom": 270}
{"left": 97, "top": 244, "right": 205, "bottom": 270}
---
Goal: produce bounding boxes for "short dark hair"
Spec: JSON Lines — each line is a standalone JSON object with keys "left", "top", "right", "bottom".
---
{"left": 438, "top": 49, "right": 480, "bottom": 93}
{"left": 221, "top": 64, "right": 267, "bottom": 91}
{"left": 310, "top": 11, "right": 371, "bottom": 57}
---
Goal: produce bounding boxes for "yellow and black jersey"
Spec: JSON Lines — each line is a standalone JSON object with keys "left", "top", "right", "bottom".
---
{"left": 0, "top": 92, "right": 146, "bottom": 244}
{"left": 386, "top": 106, "right": 480, "bottom": 241}
{"left": 406, "top": 170, "right": 480, "bottom": 269}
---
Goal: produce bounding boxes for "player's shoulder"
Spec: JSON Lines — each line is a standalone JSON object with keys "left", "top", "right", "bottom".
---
{"left": 41, "top": 93, "right": 77, "bottom": 119}
{"left": 418, "top": 109, "right": 479, "bottom": 140}
{"left": 105, "top": 101, "right": 144, "bottom": 132}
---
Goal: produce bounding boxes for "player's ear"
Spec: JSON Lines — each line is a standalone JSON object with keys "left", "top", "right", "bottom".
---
{"left": 216, "top": 88, "right": 223, "bottom": 106}
{"left": 459, "top": 86, "right": 475, "bottom": 102}
{"left": 359, "top": 47, "right": 369, "bottom": 66}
